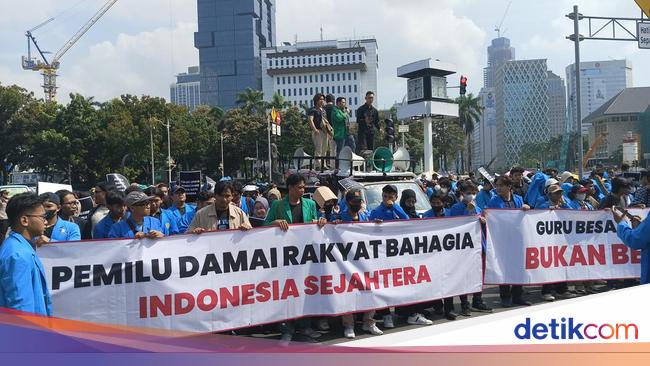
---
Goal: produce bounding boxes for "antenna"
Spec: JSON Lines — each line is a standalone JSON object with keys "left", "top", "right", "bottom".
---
{"left": 320, "top": 25, "right": 323, "bottom": 41}
{"left": 494, "top": 0, "right": 513, "bottom": 38}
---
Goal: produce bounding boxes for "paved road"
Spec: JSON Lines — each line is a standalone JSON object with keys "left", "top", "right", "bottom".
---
{"left": 235, "top": 283, "right": 622, "bottom": 344}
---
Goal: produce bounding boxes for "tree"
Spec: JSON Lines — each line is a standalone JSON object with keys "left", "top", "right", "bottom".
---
{"left": 0, "top": 84, "right": 37, "bottom": 183}
{"left": 236, "top": 88, "right": 266, "bottom": 115}
{"left": 456, "top": 93, "right": 483, "bottom": 172}
{"left": 266, "top": 92, "right": 291, "bottom": 111}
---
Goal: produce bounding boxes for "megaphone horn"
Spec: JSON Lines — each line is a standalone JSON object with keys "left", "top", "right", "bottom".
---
{"left": 337, "top": 146, "right": 365, "bottom": 176}
{"left": 392, "top": 146, "right": 411, "bottom": 172}
{"left": 371, "top": 147, "right": 394, "bottom": 173}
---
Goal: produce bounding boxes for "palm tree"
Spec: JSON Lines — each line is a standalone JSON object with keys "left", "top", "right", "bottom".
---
{"left": 266, "top": 92, "right": 291, "bottom": 111}
{"left": 456, "top": 93, "right": 483, "bottom": 172}
{"left": 236, "top": 88, "right": 266, "bottom": 115}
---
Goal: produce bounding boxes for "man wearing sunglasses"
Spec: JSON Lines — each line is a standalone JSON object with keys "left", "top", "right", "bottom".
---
{"left": 108, "top": 191, "right": 164, "bottom": 239}
{"left": 0, "top": 193, "right": 52, "bottom": 315}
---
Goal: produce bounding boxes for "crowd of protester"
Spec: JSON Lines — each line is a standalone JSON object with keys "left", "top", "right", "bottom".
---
{"left": 0, "top": 162, "right": 649, "bottom": 343}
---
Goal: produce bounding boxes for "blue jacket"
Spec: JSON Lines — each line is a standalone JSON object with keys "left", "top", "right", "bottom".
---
{"left": 476, "top": 189, "right": 494, "bottom": 210}
{"left": 158, "top": 211, "right": 179, "bottom": 236}
{"left": 339, "top": 210, "right": 370, "bottom": 222}
{"left": 536, "top": 200, "right": 571, "bottom": 209}
{"left": 423, "top": 208, "right": 450, "bottom": 218}
{"left": 369, "top": 203, "right": 409, "bottom": 221}
{"left": 164, "top": 204, "right": 196, "bottom": 234}
{"left": 450, "top": 201, "right": 482, "bottom": 216}
{"left": 487, "top": 194, "right": 525, "bottom": 209}
{"left": 108, "top": 217, "right": 164, "bottom": 239}
{"left": 617, "top": 219, "right": 650, "bottom": 284}
{"left": 568, "top": 199, "right": 594, "bottom": 210}
{"left": 525, "top": 172, "right": 550, "bottom": 206}
{"left": 240, "top": 197, "right": 255, "bottom": 216}
{"left": 49, "top": 217, "right": 81, "bottom": 242}
{"left": 0, "top": 232, "right": 52, "bottom": 316}
{"left": 93, "top": 214, "right": 124, "bottom": 239}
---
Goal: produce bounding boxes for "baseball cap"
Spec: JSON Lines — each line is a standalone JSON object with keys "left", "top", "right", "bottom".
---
{"left": 125, "top": 191, "right": 155, "bottom": 207}
{"left": 243, "top": 184, "right": 259, "bottom": 192}
{"left": 173, "top": 186, "right": 186, "bottom": 194}
{"left": 382, "top": 184, "right": 398, "bottom": 194}
{"left": 547, "top": 185, "right": 563, "bottom": 194}
{"left": 39, "top": 192, "right": 60, "bottom": 206}
{"left": 345, "top": 189, "right": 363, "bottom": 203}
{"left": 544, "top": 178, "right": 559, "bottom": 188}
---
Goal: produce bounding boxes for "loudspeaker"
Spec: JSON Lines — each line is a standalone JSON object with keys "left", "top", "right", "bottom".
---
{"left": 292, "top": 148, "right": 311, "bottom": 169}
{"left": 337, "top": 146, "right": 365, "bottom": 176}
{"left": 372, "top": 147, "right": 394, "bottom": 172}
{"left": 392, "top": 146, "right": 411, "bottom": 172}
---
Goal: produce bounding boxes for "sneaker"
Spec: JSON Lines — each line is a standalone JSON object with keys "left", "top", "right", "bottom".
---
{"left": 362, "top": 323, "right": 384, "bottom": 336}
{"left": 471, "top": 302, "right": 493, "bottom": 313}
{"left": 513, "top": 298, "right": 532, "bottom": 306}
{"left": 407, "top": 313, "right": 433, "bottom": 325}
{"left": 383, "top": 314, "right": 395, "bottom": 328}
{"left": 445, "top": 311, "right": 458, "bottom": 321}
{"left": 301, "top": 327, "right": 322, "bottom": 339}
{"left": 460, "top": 307, "right": 472, "bottom": 317}
{"left": 542, "top": 293, "right": 556, "bottom": 302}
{"left": 556, "top": 291, "right": 577, "bottom": 299}
{"left": 317, "top": 318, "right": 330, "bottom": 331}
{"left": 343, "top": 326, "right": 356, "bottom": 339}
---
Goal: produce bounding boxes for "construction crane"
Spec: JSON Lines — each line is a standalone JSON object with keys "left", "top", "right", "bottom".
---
{"left": 494, "top": 0, "right": 513, "bottom": 38}
{"left": 21, "top": 0, "right": 119, "bottom": 101}
{"left": 583, "top": 132, "right": 609, "bottom": 170}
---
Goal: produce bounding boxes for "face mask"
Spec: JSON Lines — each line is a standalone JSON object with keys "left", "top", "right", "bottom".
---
{"left": 463, "top": 194, "right": 475, "bottom": 202}
{"left": 576, "top": 193, "right": 586, "bottom": 201}
{"left": 44, "top": 209, "right": 57, "bottom": 221}
{"left": 434, "top": 184, "right": 441, "bottom": 191}
{"left": 432, "top": 205, "right": 444, "bottom": 212}
{"left": 348, "top": 204, "right": 362, "bottom": 212}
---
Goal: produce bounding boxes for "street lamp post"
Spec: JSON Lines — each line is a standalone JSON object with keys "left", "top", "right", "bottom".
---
{"left": 166, "top": 118, "right": 172, "bottom": 184}
{"left": 150, "top": 122, "right": 155, "bottom": 185}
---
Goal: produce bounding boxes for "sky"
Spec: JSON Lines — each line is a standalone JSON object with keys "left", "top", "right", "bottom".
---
{"left": 0, "top": 0, "right": 648, "bottom": 109}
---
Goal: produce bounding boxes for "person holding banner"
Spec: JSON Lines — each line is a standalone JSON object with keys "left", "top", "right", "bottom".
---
{"left": 369, "top": 185, "right": 409, "bottom": 222}
{"left": 475, "top": 178, "right": 494, "bottom": 211}
{"left": 612, "top": 207, "right": 650, "bottom": 285}
{"left": 249, "top": 196, "right": 269, "bottom": 228}
{"left": 0, "top": 193, "right": 52, "bottom": 316}
{"left": 264, "top": 174, "right": 326, "bottom": 342}
{"left": 164, "top": 186, "right": 196, "bottom": 234}
{"left": 93, "top": 192, "right": 127, "bottom": 239}
{"left": 450, "top": 181, "right": 493, "bottom": 315}
{"left": 487, "top": 175, "right": 532, "bottom": 308}
{"left": 338, "top": 189, "right": 384, "bottom": 338}
{"left": 107, "top": 192, "right": 164, "bottom": 239}
{"left": 34, "top": 193, "right": 81, "bottom": 245}
{"left": 188, "top": 181, "right": 251, "bottom": 233}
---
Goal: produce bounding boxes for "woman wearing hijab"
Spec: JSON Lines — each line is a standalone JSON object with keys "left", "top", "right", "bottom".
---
{"left": 400, "top": 189, "right": 419, "bottom": 219}
{"left": 250, "top": 196, "right": 269, "bottom": 228}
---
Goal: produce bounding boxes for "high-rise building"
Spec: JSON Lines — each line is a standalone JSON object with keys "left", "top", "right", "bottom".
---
{"left": 260, "top": 38, "right": 378, "bottom": 118}
{"left": 495, "top": 59, "right": 550, "bottom": 168}
{"left": 565, "top": 59, "right": 633, "bottom": 135}
{"left": 483, "top": 37, "right": 515, "bottom": 89}
{"left": 473, "top": 37, "right": 514, "bottom": 168}
{"left": 170, "top": 66, "right": 201, "bottom": 110}
{"left": 547, "top": 71, "right": 567, "bottom": 137}
{"left": 194, "top": 0, "right": 276, "bottom": 109}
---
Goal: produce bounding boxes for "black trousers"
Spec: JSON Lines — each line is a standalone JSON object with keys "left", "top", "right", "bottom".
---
{"left": 542, "top": 282, "right": 568, "bottom": 295}
{"left": 499, "top": 285, "right": 523, "bottom": 300}
{"left": 357, "top": 131, "right": 374, "bottom": 152}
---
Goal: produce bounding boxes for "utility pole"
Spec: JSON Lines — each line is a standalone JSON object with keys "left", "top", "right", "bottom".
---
{"left": 569, "top": 5, "right": 584, "bottom": 178}
{"left": 149, "top": 123, "right": 155, "bottom": 185}
{"left": 220, "top": 132, "right": 225, "bottom": 178}
{"left": 166, "top": 118, "right": 172, "bottom": 184}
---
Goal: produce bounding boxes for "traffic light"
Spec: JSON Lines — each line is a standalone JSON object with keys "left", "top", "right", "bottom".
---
{"left": 460, "top": 75, "right": 468, "bottom": 95}
{"left": 385, "top": 118, "right": 395, "bottom": 144}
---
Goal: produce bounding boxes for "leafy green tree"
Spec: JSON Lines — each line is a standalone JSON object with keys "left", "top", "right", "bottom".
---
{"left": 456, "top": 93, "right": 483, "bottom": 172}
{"left": 236, "top": 88, "right": 266, "bottom": 115}
{"left": 266, "top": 92, "right": 291, "bottom": 111}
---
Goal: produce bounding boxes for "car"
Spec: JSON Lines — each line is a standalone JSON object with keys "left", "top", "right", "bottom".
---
{"left": 0, "top": 185, "right": 35, "bottom": 198}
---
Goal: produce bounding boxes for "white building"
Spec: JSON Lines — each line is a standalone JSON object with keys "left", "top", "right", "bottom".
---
{"left": 261, "top": 38, "right": 378, "bottom": 119}
{"left": 565, "top": 59, "right": 633, "bottom": 135}
{"left": 170, "top": 66, "right": 201, "bottom": 111}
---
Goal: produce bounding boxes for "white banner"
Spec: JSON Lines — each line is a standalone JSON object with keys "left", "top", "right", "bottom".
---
{"left": 485, "top": 209, "right": 646, "bottom": 285}
{"left": 38, "top": 217, "right": 482, "bottom": 332}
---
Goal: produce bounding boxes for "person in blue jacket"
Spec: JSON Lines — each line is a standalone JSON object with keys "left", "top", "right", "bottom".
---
{"left": 163, "top": 186, "right": 196, "bottom": 234}
{"left": 369, "top": 185, "right": 409, "bottom": 221}
{"left": 35, "top": 192, "right": 81, "bottom": 245}
{"left": 613, "top": 209, "right": 650, "bottom": 284}
{"left": 475, "top": 178, "right": 494, "bottom": 211}
{"left": 487, "top": 175, "right": 532, "bottom": 308}
{"left": 536, "top": 184, "right": 571, "bottom": 209}
{"left": 0, "top": 193, "right": 52, "bottom": 316}
{"left": 108, "top": 192, "right": 165, "bottom": 239}
{"left": 93, "top": 191, "right": 127, "bottom": 239}
{"left": 423, "top": 195, "right": 450, "bottom": 218}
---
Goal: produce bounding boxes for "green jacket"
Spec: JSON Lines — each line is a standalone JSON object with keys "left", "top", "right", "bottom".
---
{"left": 264, "top": 196, "right": 319, "bottom": 225}
{"left": 331, "top": 106, "right": 349, "bottom": 141}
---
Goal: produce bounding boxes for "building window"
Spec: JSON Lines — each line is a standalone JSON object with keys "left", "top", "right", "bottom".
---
{"left": 276, "top": 77, "right": 279, "bottom": 85}
{"left": 319, "top": 56, "right": 322, "bottom": 63}
{"left": 326, "top": 74, "right": 329, "bottom": 82}
{"left": 354, "top": 72, "right": 357, "bottom": 80}
{"left": 298, "top": 75, "right": 302, "bottom": 83}
{"left": 347, "top": 55, "right": 350, "bottom": 62}
{"left": 320, "top": 75, "right": 324, "bottom": 82}
{"left": 343, "top": 85, "right": 346, "bottom": 93}
{"left": 293, "top": 88, "right": 296, "bottom": 96}
{"left": 304, "top": 87, "right": 307, "bottom": 95}
{"left": 310, "top": 87, "right": 313, "bottom": 94}
{"left": 348, "top": 72, "right": 352, "bottom": 80}
{"left": 330, "top": 56, "right": 334, "bottom": 63}
{"left": 336, "top": 55, "right": 339, "bottom": 63}
{"left": 337, "top": 85, "right": 341, "bottom": 93}
{"left": 288, "top": 89, "right": 291, "bottom": 96}
{"left": 342, "top": 73, "right": 346, "bottom": 81}
{"left": 337, "top": 73, "right": 340, "bottom": 81}
{"left": 293, "top": 76, "right": 296, "bottom": 84}
{"left": 309, "top": 75, "right": 313, "bottom": 83}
